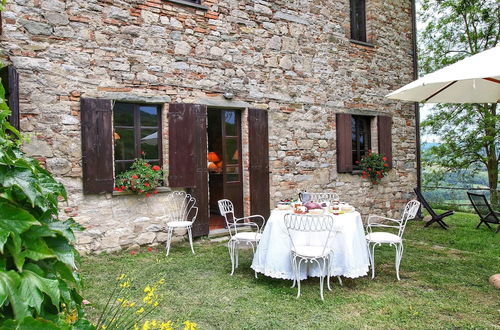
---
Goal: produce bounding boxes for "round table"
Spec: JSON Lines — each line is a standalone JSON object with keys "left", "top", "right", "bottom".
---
{"left": 251, "top": 209, "right": 370, "bottom": 280}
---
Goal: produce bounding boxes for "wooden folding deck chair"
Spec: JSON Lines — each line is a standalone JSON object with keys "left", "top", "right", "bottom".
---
{"left": 467, "top": 192, "right": 500, "bottom": 233}
{"left": 413, "top": 188, "right": 454, "bottom": 229}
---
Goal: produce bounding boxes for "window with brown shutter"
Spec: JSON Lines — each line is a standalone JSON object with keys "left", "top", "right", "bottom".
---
{"left": 350, "top": 0, "right": 367, "bottom": 42}
{"left": 113, "top": 102, "right": 162, "bottom": 175}
{"left": 81, "top": 98, "right": 114, "bottom": 194}
{"left": 0, "top": 65, "right": 20, "bottom": 131}
{"left": 336, "top": 113, "right": 353, "bottom": 173}
{"left": 337, "top": 113, "right": 374, "bottom": 173}
{"left": 352, "top": 115, "right": 371, "bottom": 169}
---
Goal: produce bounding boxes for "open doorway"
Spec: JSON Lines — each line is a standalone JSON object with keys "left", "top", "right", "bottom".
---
{"left": 207, "top": 109, "right": 244, "bottom": 231}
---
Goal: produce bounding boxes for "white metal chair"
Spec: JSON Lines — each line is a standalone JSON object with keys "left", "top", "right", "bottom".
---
{"left": 365, "top": 200, "right": 420, "bottom": 280}
{"left": 218, "top": 199, "right": 265, "bottom": 277}
{"left": 299, "top": 192, "right": 340, "bottom": 205}
{"left": 284, "top": 213, "right": 338, "bottom": 300}
{"left": 162, "top": 191, "right": 198, "bottom": 256}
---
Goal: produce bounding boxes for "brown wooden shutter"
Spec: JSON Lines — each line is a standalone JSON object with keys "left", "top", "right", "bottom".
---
{"left": 377, "top": 115, "right": 393, "bottom": 168}
{"left": 81, "top": 98, "right": 114, "bottom": 194}
{"left": 168, "top": 103, "right": 209, "bottom": 237}
{"left": 248, "top": 108, "right": 270, "bottom": 220}
{"left": 168, "top": 104, "right": 197, "bottom": 188}
{"left": 336, "top": 113, "right": 353, "bottom": 173}
{"left": 0, "top": 65, "right": 20, "bottom": 130}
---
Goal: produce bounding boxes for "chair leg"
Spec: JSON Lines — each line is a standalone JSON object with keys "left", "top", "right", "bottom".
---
{"left": 368, "top": 242, "right": 377, "bottom": 279}
{"left": 228, "top": 241, "right": 236, "bottom": 275}
{"left": 165, "top": 227, "right": 173, "bottom": 256}
{"left": 187, "top": 227, "right": 195, "bottom": 254}
{"left": 395, "top": 243, "right": 404, "bottom": 281}
{"left": 295, "top": 257, "right": 303, "bottom": 299}
{"left": 327, "top": 257, "right": 332, "bottom": 291}
{"left": 291, "top": 256, "right": 297, "bottom": 288}
{"left": 337, "top": 276, "right": 343, "bottom": 286}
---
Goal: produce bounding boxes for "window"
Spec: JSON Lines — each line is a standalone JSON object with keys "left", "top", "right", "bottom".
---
{"left": 113, "top": 102, "right": 162, "bottom": 175}
{"left": 351, "top": 115, "right": 371, "bottom": 168}
{"left": 350, "top": 0, "right": 367, "bottom": 42}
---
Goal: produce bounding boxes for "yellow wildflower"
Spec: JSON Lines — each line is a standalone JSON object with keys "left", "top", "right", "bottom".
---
{"left": 136, "top": 307, "right": 145, "bottom": 314}
{"left": 144, "top": 285, "right": 152, "bottom": 293}
{"left": 101, "top": 326, "right": 107, "bottom": 330}
{"left": 151, "top": 320, "right": 158, "bottom": 328}
{"left": 153, "top": 301, "right": 159, "bottom": 307}
{"left": 116, "top": 274, "right": 127, "bottom": 281}
{"left": 119, "top": 281, "right": 131, "bottom": 288}
{"left": 134, "top": 324, "right": 139, "bottom": 330}
{"left": 160, "top": 321, "right": 173, "bottom": 330}
{"left": 158, "top": 279, "right": 165, "bottom": 285}
{"left": 183, "top": 320, "right": 197, "bottom": 330}
{"left": 129, "top": 301, "right": 136, "bottom": 307}
{"left": 142, "top": 320, "right": 150, "bottom": 330}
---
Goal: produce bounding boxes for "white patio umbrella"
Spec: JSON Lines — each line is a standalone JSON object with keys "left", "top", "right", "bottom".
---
{"left": 386, "top": 46, "right": 500, "bottom": 103}
{"left": 141, "top": 131, "right": 158, "bottom": 145}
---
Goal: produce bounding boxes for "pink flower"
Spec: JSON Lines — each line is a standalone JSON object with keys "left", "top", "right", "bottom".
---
{"left": 146, "top": 193, "right": 151, "bottom": 197}
{"left": 82, "top": 299, "right": 90, "bottom": 305}
{"left": 382, "top": 156, "right": 388, "bottom": 162}
{"left": 130, "top": 250, "right": 137, "bottom": 255}
{"left": 132, "top": 175, "right": 139, "bottom": 179}
{"left": 144, "top": 182, "right": 150, "bottom": 187}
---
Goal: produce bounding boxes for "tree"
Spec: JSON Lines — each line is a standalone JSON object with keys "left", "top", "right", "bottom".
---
{"left": 418, "top": 0, "right": 500, "bottom": 207}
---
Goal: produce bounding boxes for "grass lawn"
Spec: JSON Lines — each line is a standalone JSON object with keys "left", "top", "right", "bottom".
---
{"left": 80, "top": 211, "right": 499, "bottom": 329}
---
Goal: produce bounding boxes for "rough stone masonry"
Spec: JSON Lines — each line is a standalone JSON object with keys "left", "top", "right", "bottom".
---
{"left": 0, "top": 0, "right": 417, "bottom": 253}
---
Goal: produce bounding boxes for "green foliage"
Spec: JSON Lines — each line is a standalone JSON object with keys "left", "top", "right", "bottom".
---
{"left": 418, "top": 0, "right": 499, "bottom": 206}
{"left": 115, "top": 157, "right": 163, "bottom": 196}
{"left": 0, "top": 66, "right": 87, "bottom": 327}
{"left": 358, "top": 151, "right": 390, "bottom": 184}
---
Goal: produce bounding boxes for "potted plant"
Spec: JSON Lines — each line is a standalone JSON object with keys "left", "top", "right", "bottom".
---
{"left": 114, "top": 157, "right": 163, "bottom": 197}
{"left": 357, "top": 151, "right": 390, "bottom": 184}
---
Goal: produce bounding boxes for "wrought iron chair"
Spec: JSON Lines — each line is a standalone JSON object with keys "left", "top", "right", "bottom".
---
{"left": 299, "top": 192, "right": 340, "bottom": 205}
{"left": 284, "top": 213, "right": 338, "bottom": 300}
{"left": 162, "top": 191, "right": 198, "bottom": 256}
{"left": 467, "top": 192, "right": 500, "bottom": 233}
{"left": 218, "top": 199, "right": 266, "bottom": 277}
{"left": 413, "top": 188, "right": 453, "bottom": 229}
{"left": 365, "top": 200, "right": 420, "bottom": 280}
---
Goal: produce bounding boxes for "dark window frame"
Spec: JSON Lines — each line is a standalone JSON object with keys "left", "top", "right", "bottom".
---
{"left": 350, "top": 0, "right": 367, "bottom": 42}
{"left": 352, "top": 115, "right": 371, "bottom": 169}
{"left": 165, "top": 0, "right": 208, "bottom": 10}
{"left": 113, "top": 102, "right": 163, "bottom": 175}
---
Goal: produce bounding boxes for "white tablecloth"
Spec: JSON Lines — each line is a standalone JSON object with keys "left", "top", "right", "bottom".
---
{"left": 251, "top": 209, "right": 370, "bottom": 280}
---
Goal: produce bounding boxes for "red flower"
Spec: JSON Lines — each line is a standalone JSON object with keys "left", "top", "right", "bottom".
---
{"left": 132, "top": 175, "right": 139, "bottom": 179}
{"left": 144, "top": 182, "right": 150, "bottom": 187}
{"left": 113, "top": 187, "right": 122, "bottom": 192}
{"left": 130, "top": 250, "right": 137, "bottom": 255}
{"left": 152, "top": 165, "right": 161, "bottom": 171}
{"left": 141, "top": 151, "right": 145, "bottom": 155}
{"left": 153, "top": 190, "right": 159, "bottom": 194}
{"left": 384, "top": 163, "right": 389, "bottom": 167}
{"left": 368, "top": 168, "right": 372, "bottom": 171}
{"left": 382, "top": 156, "right": 388, "bottom": 161}
{"left": 147, "top": 247, "right": 153, "bottom": 252}
{"left": 146, "top": 193, "right": 151, "bottom": 197}
{"left": 376, "top": 171, "right": 381, "bottom": 175}
{"left": 121, "top": 186, "right": 126, "bottom": 190}
{"left": 145, "top": 163, "right": 150, "bottom": 167}
{"left": 362, "top": 171, "right": 367, "bottom": 175}
{"left": 139, "top": 190, "right": 144, "bottom": 193}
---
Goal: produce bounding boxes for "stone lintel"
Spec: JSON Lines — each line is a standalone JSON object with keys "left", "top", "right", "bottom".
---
{"left": 196, "top": 98, "right": 252, "bottom": 109}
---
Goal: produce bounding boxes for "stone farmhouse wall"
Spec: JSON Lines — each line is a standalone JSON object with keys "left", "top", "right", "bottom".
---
{"left": 0, "top": 0, "right": 417, "bottom": 253}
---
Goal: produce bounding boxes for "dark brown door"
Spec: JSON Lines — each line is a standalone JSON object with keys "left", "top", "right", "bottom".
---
{"left": 221, "top": 110, "right": 244, "bottom": 218}
{"left": 248, "top": 108, "right": 270, "bottom": 220}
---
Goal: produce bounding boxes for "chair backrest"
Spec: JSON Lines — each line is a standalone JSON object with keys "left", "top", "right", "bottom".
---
{"left": 467, "top": 192, "right": 495, "bottom": 220}
{"left": 398, "top": 200, "right": 421, "bottom": 237}
{"left": 299, "top": 192, "right": 339, "bottom": 205}
{"left": 284, "top": 214, "right": 335, "bottom": 257}
{"left": 413, "top": 188, "right": 436, "bottom": 217}
{"left": 165, "top": 191, "right": 197, "bottom": 223}
{"left": 218, "top": 199, "right": 237, "bottom": 237}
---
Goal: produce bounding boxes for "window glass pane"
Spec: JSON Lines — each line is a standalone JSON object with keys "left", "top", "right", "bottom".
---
{"left": 352, "top": 117, "right": 357, "bottom": 149}
{"left": 140, "top": 105, "right": 158, "bottom": 127}
{"left": 140, "top": 129, "right": 159, "bottom": 159}
{"left": 114, "top": 103, "right": 134, "bottom": 126}
{"left": 115, "top": 161, "right": 133, "bottom": 175}
{"left": 225, "top": 111, "right": 236, "bottom": 136}
{"left": 226, "top": 166, "right": 239, "bottom": 182}
{"left": 114, "top": 128, "right": 135, "bottom": 160}
{"left": 225, "top": 138, "right": 238, "bottom": 165}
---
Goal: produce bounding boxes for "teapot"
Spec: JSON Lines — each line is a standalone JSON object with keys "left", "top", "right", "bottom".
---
{"left": 299, "top": 192, "right": 311, "bottom": 203}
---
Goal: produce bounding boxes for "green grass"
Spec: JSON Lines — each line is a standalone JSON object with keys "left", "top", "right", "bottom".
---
{"left": 80, "top": 211, "right": 500, "bottom": 329}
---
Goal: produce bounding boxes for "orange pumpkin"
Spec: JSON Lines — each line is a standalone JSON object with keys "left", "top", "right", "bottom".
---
{"left": 208, "top": 162, "right": 218, "bottom": 171}
{"left": 207, "top": 152, "right": 220, "bottom": 162}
